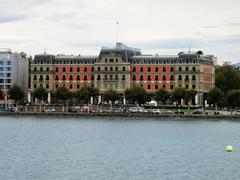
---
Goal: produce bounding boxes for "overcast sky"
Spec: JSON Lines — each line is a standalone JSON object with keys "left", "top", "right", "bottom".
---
{"left": 0, "top": 0, "right": 240, "bottom": 63}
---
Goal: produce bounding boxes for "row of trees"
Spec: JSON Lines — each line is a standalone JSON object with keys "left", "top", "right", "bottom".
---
{"left": 209, "top": 64, "right": 240, "bottom": 108}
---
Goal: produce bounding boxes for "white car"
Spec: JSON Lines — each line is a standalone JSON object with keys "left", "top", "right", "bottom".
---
{"left": 152, "top": 109, "right": 161, "bottom": 114}
{"left": 46, "top": 108, "right": 56, "bottom": 112}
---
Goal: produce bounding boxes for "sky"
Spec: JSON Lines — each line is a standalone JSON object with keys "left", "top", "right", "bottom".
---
{"left": 0, "top": 0, "right": 240, "bottom": 64}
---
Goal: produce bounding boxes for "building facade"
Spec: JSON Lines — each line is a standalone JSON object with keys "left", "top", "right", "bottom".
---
{"left": 29, "top": 43, "right": 215, "bottom": 106}
{"left": 0, "top": 49, "right": 29, "bottom": 103}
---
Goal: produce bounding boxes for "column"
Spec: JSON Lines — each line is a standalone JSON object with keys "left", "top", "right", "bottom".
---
{"left": 123, "top": 93, "right": 126, "bottom": 105}
{"left": 47, "top": 92, "right": 51, "bottom": 104}
{"left": 90, "top": 96, "right": 93, "bottom": 105}
{"left": 28, "top": 92, "right": 31, "bottom": 103}
{"left": 195, "top": 94, "right": 198, "bottom": 106}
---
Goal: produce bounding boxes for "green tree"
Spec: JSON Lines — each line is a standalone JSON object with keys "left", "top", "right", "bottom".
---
{"left": 76, "top": 87, "right": 99, "bottom": 105}
{"left": 0, "top": 89, "right": 4, "bottom": 100}
{"left": 34, "top": 86, "right": 48, "bottom": 102}
{"left": 125, "top": 86, "right": 147, "bottom": 105}
{"left": 209, "top": 87, "right": 225, "bottom": 109}
{"left": 8, "top": 85, "right": 25, "bottom": 111}
{"left": 215, "top": 65, "right": 240, "bottom": 93}
{"left": 185, "top": 89, "right": 198, "bottom": 114}
{"left": 172, "top": 87, "right": 186, "bottom": 106}
{"left": 103, "top": 89, "right": 120, "bottom": 105}
{"left": 227, "top": 89, "right": 240, "bottom": 108}
{"left": 155, "top": 88, "right": 170, "bottom": 106}
{"left": 55, "top": 86, "right": 71, "bottom": 112}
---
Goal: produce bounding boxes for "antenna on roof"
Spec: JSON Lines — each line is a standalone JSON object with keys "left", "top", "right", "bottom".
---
{"left": 188, "top": 45, "right": 191, "bottom": 53}
{"left": 44, "top": 48, "right": 47, "bottom": 54}
{"left": 115, "top": 21, "right": 119, "bottom": 44}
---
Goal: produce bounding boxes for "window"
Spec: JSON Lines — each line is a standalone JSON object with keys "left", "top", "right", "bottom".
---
{"left": 148, "top": 67, "right": 151, "bottom": 72}
{"left": 163, "top": 67, "right": 166, "bottom": 72}
{"left": 77, "top": 84, "right": 80, "bottom": 89}
{"left": 105, "top": 67, "right": 108, "bottom": 71}
{"left": 62, "top": 75, "right": 66, "bottom": 80}
{"left": 192, "top": 67, "right": 196, "bottom": 71}
{"left": 84, "top": 67, "right": 87, "bottom": 72}
{"left": 186, "top": 67, "right": 189, "bottom": 72}
{"left": 192, "top": 84, "right": 196, "bottom": 89}
{"left": 185, "top": 75, "right": 189, "bottom": 81}
{"left": 115, "top": 75, "right": 118, "bottom": 80}
{"left": 110, "top": 59, "right": 114, "bottom": 62}
{"left": 56, "top": 84, "right": 58, "bottom": 89}
{"left": 186, "top": 85, "right": 189, "bottom": 89}
{"left": 155, "top": 67, "right": 158, "bottom": 72}
{"left": 70, "top": 67, "right": 73, "bottom": 72}
{"left": 110, "top": 67, "right": 113, "bottom": 71}
{"left": 140, "top": 67, "right": 144, "bottom": 72}
{"left": 155, "top": 75, "right": 158, "bottom": 80}
{"left": 133, "top": 75, "right": 136, "bottom": 81}
{"left": 170, "top": 85, "right": 174, "bottom": 90}
{"left": 40, "top": 67, "right": 43, "bottom": 72}
{"left": 46, "top": 75, "right": 49, "bottom": 80}
{"left": 178, "top": 75, "right": 182, "bottom": 80}
{"left": 192, "top": 75, "right": 196, "bottom": 81}
{"left": 70, "top": 84, "right": 73, "bottom": 89}
{"left": 55, "top": 67, "right": 59, "bottom": 72}
{"left": 133, "top": 67, "right": 136, "bottom": 72}
{"left": 34, "top": 67, "right": 37, "bottom": 72}
{"left": 6, "top": 73, "right": 11, "bottom": 77}
{"left": 104, "top": 75, "right": 108, "bottom": 80}
{"left": 170, "top": 75, "right": 174, "bottom": 81}
{"left": 6, "top": 67, "right": 11, "bottom": 71}
{"left": 116, "top": 59, "right": 118, "bottom": 63}
{"left": 55, "top": 75, "right": 59, "bottom": 80}
{"left": 122, "top": 75, "right": 126, "bottom": 80}
{"left": 63, "top": 67, "right": 66, "bottom": 72}
{"left": 7, "top": 61, "right": 12, "bottom": 65}
{"left": 70, "top": 75, "right": 73, "bottom": 80}
{"left": 163, "top": 84, "right": 166, "bottom": 89}
{"left": 162, "top": 75, "right": 166, "bottom": 81}
{"left": 34, "top": 84, "right": 37, "bottom": 88}
{"left": 98, "top": 67, "right": 100, "bottom": 72}
{"left": 140, "top": 75, "right": 143, "bottom": 81}
{"left": 97, "top": 75, "right": 101, "bottom": 80}
{"left": 155, "top": 84, "right": 158, "bottom": 90}
{"left": 46, "top": 84, "right": 49, "bottom": 89}
{"left": 171, "top": 67, "right": 174, "bottom": 72}
{"left": 178, "top": 67, "right": 182, "bottom": 72}
{"left": 105, "top": 59, "right": 108, "bottom": 63}
{"left": 123, "top": 67, "right": 126, "bottom": 71}
{"left": 77, "top": 75, "right": 80, "bottom": 80}
{"left": 91, "top": 75, "right": 94, "bottom": 80}
{"left": 39, "top": 75, "right": 43, "bottom": 81}
{"left": 92, "top": 67, "right": 94, "bottom": 72}
{"left": 148, "top": 85, "right": 151, "bottom": 90}
{"left": 34, "top": 75, "right": 37, "bottom": 80}
{"left": 147, "top": 75, "right": 151, "bottom": 81}
{"left": 46, "top": 67, "right": 49, "bottom": 72}
{"left": 115, "top": 67, "right": 118, "bottom": 71}
{"left": 84, "top": 75, "right": 87, "bottom": 80}
{"left": 110, "top": 75, "right": 113, "bottom": 80}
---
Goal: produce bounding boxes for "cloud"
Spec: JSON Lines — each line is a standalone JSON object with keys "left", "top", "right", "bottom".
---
{"left": 0, "top": 14, "right": 27, "bottom": 23}
{"left": 225, "top": 22, "right": 240, "bottom": 26}
{"left": 202, "top": 25, "right": 217, "bottom": 29}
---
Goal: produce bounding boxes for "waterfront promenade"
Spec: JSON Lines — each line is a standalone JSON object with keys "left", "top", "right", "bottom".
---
{"left": 0, "top": 111, "right": 239, "bottom": 120}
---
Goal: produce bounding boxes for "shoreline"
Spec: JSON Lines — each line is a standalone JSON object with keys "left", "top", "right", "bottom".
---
{"left": 0, "top": 112, "right": 239, "bottom": 120}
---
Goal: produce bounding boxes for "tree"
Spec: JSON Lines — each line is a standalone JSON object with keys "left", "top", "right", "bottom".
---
{"left": 155, "top": 88, "right": 170, "bottom": 106}
{"left": 209, "top": 87, "right": 224, "bottom": 108}
{"left": 34, "top": 86, "right": 48, "bottom": 102}
{"left": 172, "top": 87, "right": 186, "bottom": 106}
{"left": 0, "top": 89, "right": 4, "bottom": 100}
{"left": 76, "top": 87, "right": 99, "bottom": 105}
{"left": 103, "top": 89, "right": 120, "bottom": 105}
{"left": 185, "top": 89, "right": 198, "bottom": 114}
{"left": 227, "top": 89, "right": 240, "bottom": 108}
{"left": 8, "top": 85, "right": 25, "bottom": 103}
{"left": 197, "top": 50, "right": 204, "bottom": 55}
{"left": 215, "top": 65, "right": 240, "bottom": 93}
{"left": 55, "top": 86, "right": 71, "bottom": 112}
{"left": 33, "top": 86, "right": 48, "bottom": 112}
{"left": 125, "top": 86, "right": 147, "bottom": 105}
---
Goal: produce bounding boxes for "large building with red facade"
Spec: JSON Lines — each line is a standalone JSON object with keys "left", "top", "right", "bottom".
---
{"left": 29, "top": 43, "right": 215, "bottom": 105}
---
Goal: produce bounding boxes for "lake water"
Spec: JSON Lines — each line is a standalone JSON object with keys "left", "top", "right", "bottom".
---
{"left": 0, "top": 116, "right": 240, "bottom": 180}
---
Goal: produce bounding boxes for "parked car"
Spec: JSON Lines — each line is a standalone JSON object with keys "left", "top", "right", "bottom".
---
{"left": 152, "top": 109, "right": 161, "bottom": 114}
{"left": 162, "top": 110, "right": 174, "bottom": 114}
{"left": 46, "top": 108, "right": 56, "bottom": 112}
{"left": 192, "top": 110, "right": 205, "bottom": 115}
{"left": 174, "top": 111, "right": 185, "bottom": 115}
{"left": 234, "top": 111, "right": 240, "bottom": 115}
{"left": 6, "top": 107, "right": 16, "bottom": 112}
